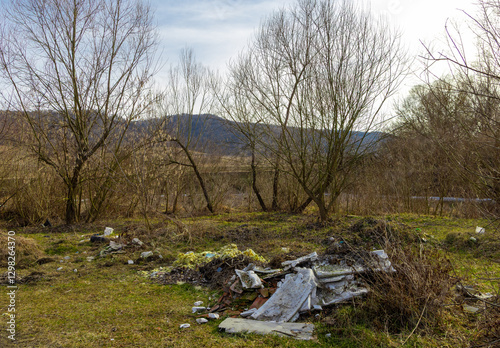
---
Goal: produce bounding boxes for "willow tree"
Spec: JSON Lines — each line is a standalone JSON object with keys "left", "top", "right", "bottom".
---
{"left": 225, "top": 0, "right": 407, "bottom": 220}
{"left": 0, "top": 0, "right": 157, "bottom": 224}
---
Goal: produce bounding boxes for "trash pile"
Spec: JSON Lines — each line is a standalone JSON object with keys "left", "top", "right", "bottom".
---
{"left": 212, "top": 249, "right": 394, "bottom": 340}
{"left": 151, "top": 244, "right": 396, "bottom": 340}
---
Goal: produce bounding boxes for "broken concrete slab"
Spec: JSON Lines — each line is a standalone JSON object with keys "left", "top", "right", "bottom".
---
{"left": 219, "top": 318, "right": 315, "bottom": 340}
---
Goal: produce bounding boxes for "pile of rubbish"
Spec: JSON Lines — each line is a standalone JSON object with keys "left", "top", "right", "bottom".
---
{"left": 213, "top": 249, "right": 393, "bottom": 340}
{"left": 154, "top": 244, "right": 395, "bottom": 340}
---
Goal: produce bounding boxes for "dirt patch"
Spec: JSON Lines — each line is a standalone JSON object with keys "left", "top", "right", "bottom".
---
{"left": 156, "top": 267, "right": 207, "bottom": 285}
{"left": 0, "top": 271, "right": 47, "bottom": 284}
{"left": 223, "top": 225, "right": 263, "bottom": 244}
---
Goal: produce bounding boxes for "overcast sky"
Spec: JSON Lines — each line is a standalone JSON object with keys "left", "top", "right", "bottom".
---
{"left": 151, "top": 0, "right": 477, "bottom": 70}
{"left": 150, "top": 0, "right": 479, "bottom": 112}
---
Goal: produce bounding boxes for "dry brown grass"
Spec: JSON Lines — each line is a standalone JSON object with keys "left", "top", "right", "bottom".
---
{"left": 0, "top": 230, "right": 44, "bottom": 268}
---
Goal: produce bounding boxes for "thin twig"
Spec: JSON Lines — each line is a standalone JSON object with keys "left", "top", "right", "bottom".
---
{"left": 401, "top": 295, "right": 429, "bottom": 346}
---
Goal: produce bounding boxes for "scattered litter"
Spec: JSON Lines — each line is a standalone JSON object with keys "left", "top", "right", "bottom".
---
{"left": 219, "top": 318, "right": 315, "bottom": 340}
{"left": 104, "top": 227, "right": 114, "bottom": 236}
{"left": 196, "top": 318, "right": 208, "bottom": 324}
{"left": 235, "top": 269, "right": 263, "bottom": 289}
{"left": 90, "top": 235, "right": 108, "bottom": 243}
{"left": 192, "top": 306, "right": 206, "bottom": 313}
{"left": 64, "top": 256, "right": 70, "bottom": 260}
{"left": 281, "top": 247, "right": 290, "bottom": 253}
{"left": 79, "top": 239, "right": 88, "bottom": 243}
{"left": 100, "top": 241, "right": 126, "bottom": 257}
{"left": 475, "top": 226, "right": 485, "bottom": 234}
{"left": 208, "top": 313, "right": 220, "bottom": 319}
{"left": 194, "top": 301, "right": 203, "bottom": 306}
{"left": 57, "top": 267, "right": 63, "bottom": 271}
{"left": 86, "top": 257, "right": 95, "bottom": 262}
{"left": 470, "top": 237, "right": 477, "bottom": 242}
{"left": 73, "top": 269, "right": 77, "bottom": 273}
{"left": 141, "top": 251, "right": 154, "bottom": 258}
{"left": 128, "top": 260, "right": 134, "bottom": 265}
{"left": 463, "top": 304, "right": 481, "bottom": 313}
{"left": 179, "top": 324, "right": 190, "bottom": 329}
{"left": 325, "top": 333, "right": 331, "bottom": 338}
{"left": 132, "top": 238, "right": 144, "bottom": 246}
{"left": 42, "top": 219, "right": 52, "bottom": 228}
{"left": 109, "top": 241, "right": 124, "bottom": 251}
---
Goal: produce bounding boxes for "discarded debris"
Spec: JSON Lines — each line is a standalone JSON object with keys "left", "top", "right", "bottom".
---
{"left": 100, "top": 240, "right": 126, "bottom": 257}
{"left": 179, "top": 324, "right": 190, "bottom": 329}
{"left": 141, "top": 251, "right": 154, "bottom": 258}
{"left": 282, "top": 252, "right": 318, "bottom": 270}
{"left": 90, "top": 235, "right": 108, "bottom": 243}
{"left": 475, "top": 226, "right": 485, "bottom": 234}
{"left": 192, "top": 306, "right": 206, "bottom": 313}
{"left": 463, "top": 304, "right": 481, "bottom": 313}
{"left": 196, "top": 318, "right": 208, "bottom": 324}
{"left": 173, "top": 244, "right": 267, "bottom": 269}
{"left": 235, "top": 269, "right": 263, "bottom": 289}
{"left": 208, "top": 313, "right": 220, "bottom": 320}
{"left": 128, "top": 260, "right": 134, "bottom": 265}
{"left": 132, "top": 238, "right": 144, "bottom": 246}
{"left": 193, "top": 301, "right": 203, "bottom": 306}
{"left": 104, "top": 227, "right": 114, "bottom": 236}
{"left": 219, "top": 318, "right": 315, "bottom": 340}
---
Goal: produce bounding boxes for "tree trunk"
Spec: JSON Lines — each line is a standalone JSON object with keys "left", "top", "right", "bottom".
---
{"left": 176, "top": 140, "right": 214, "bottom": 213}
{"left": 271, "top": 165, "right": 280, "bottom": 211}
{"left": 251, "top": 150, "right": 267, "bottom": 212}
{"left": 293, "top": 197, "right": 313, "bottom": 214}
{"left": 65, "top": 164, "right": 82, "bottom": 225}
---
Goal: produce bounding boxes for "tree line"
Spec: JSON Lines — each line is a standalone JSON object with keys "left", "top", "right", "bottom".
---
{"left": 0, "top": 0, "right": 497, "bottom": 225}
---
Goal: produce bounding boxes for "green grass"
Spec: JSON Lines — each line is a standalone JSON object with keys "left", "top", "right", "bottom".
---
{"left": 1, "top": 213, "right": 498, "bottom": 347}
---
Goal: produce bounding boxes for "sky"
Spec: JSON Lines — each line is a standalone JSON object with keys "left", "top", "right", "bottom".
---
{"left": 149, "top": 0, "right": 480, "bottom": 115}
{"left": 151, "top": 0, "right": 478, "bottom": 73}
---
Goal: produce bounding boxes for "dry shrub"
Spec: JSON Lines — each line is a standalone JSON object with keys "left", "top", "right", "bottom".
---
{"left": 364, "top": 245, "right": 455, "bottom": 333}
{"left": 335, "top": 219, "right": 456, "bottom": 334}
{"left": 0, "top": 231, "right": 44, "bottom": 268}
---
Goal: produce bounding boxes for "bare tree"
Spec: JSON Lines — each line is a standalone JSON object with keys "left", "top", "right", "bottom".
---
{"left": 424, "top": 0, "right": 500, "bottom": 218}
{"left": 224, "top": 0, "right": 407, "bottom": 220}
{"left": 0, "top": 0, "right": 158, "bottom": 224}
{"left": 158, "top": 48, "right": 217, "bottom": 214}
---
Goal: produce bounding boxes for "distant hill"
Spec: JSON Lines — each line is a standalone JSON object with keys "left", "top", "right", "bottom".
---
{"left": 129, "top": 114, "right": 387, "bottom": 156}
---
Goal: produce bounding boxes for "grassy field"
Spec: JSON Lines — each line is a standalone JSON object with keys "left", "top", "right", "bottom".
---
{"left": 1, "top": 213, "right": 498, "bottom": 347}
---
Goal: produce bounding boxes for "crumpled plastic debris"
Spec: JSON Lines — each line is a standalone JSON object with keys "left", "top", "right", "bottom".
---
{"left": 172, "top": 244, "right": 267, "bottom": 269}
{"left": 104, "top": 227, "right": 114, "bottom": 236}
